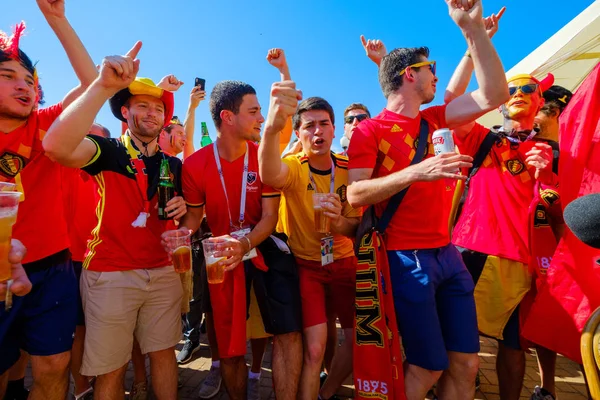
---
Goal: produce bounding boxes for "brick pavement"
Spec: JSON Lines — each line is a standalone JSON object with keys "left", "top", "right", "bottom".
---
{"left": 24, "top": 333, "right": 590, "bottom": 399}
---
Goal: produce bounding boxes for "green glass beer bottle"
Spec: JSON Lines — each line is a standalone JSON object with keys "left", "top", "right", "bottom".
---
{"left": 158, "top": 159, "right": 175, "bottom": 220}
{"left": 200, "top": 122, "right": 212, "bottom": 148}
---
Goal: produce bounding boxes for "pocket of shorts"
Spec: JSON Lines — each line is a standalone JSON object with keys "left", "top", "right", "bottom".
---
{"left": 85, "top": 270, "right": 106, "bottom": 288}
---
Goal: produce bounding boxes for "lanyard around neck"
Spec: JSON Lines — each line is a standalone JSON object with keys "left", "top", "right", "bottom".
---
{"left": 308, "top": 156, "right": 335, "bottom": 194}
{"left": 213, "top": 141, "right": 249, "bottom": 229}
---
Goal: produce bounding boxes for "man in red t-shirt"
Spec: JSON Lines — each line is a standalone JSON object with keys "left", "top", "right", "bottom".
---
{"left": 164, "top": 80, "right": 303, "bottom": 400}
{"left": 347, "top": 1, "right": 509, "bottom": 398}
{"left": 448, "top": 68, "right": 559, "bottom": 398}
{"left": 0, "top": 2, "right": 97, "bottom": 399}
{"left": 42, "top": 45, "right": 188, "bottom": 399}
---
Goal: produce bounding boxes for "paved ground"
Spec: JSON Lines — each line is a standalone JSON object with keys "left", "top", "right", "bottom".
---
{"left": 25, "top": 331, "right": 590, "bottom": 399}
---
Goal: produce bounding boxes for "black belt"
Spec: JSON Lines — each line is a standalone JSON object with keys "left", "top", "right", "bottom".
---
{"left": 23, "top": 249, "right": 71, "bottom": 274}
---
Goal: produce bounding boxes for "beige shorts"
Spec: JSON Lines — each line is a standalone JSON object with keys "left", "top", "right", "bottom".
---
{"left": 80, "top": 266, "right": 183, "bottom": 376}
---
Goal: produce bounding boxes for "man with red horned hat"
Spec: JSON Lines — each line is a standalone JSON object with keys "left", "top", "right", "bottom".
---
{"left": 449, "top": 67, "right": 558, "bottom": 399}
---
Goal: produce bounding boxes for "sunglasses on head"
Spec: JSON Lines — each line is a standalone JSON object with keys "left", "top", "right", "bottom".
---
{"left": 399, "top": 61, "right": 436, "bottom": 76}
{"left": 344, "top": 114, "right": 369, "bottom": 124}
{"left": 508, "top": 84, "right": 539, "bottom": 96}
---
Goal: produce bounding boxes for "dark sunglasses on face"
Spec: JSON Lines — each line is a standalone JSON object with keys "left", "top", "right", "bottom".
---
{"left": 344, "top": 114, "right": 369, "bottom": 124}
{"left": 508, "top": 84, "right": 539, "bottom": 96}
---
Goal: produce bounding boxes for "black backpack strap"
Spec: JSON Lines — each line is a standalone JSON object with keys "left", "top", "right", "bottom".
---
{"left": 375, "top": 118, "right": 430, "bottom": 233}
{"left": 464, "top": 130, "right": 499, "bottom": 188}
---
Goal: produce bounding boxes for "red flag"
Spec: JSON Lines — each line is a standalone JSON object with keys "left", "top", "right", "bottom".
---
{"left": 354, "top": 231, "right": 406, "bottom": 400}
{"left": 521, "top": 61, "right": 600, "bottom": 363}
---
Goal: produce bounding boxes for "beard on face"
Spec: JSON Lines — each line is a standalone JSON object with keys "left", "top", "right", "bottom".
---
{"left": 130, "top": 114, "right": 163, "bottom": 140}
{"left": 417, "top": 81, "right": 435, "bottom": 105}
{"left": 0, "top": 101, "right": 34, "bottom": 121}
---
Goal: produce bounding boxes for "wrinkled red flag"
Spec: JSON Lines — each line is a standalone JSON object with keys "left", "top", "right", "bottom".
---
{"left": 521, "top": 62, "right": 600, "bottom": 363}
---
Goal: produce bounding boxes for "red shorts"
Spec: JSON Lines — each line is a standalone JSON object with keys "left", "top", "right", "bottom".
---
{"left": 296, "top": 257, "right": 356, "bottom": 329}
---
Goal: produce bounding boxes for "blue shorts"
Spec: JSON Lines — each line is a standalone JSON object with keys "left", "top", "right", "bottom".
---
{"left": 388, "top": 244, "right": 479, "bottom": 371}
{"left": 0, "top": 253, "right": 78, "bottom": 374}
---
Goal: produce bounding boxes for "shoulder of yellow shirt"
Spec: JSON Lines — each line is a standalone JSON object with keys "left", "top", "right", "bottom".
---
{"left": 287, "top": 152, "right": 348, "bottom": 169}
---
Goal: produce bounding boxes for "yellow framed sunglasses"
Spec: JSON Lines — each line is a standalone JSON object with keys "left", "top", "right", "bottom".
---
{"left": 399, "top": 61, "right": 436, "bottom": 76}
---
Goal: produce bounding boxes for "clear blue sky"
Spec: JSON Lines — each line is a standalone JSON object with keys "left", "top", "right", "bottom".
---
{"left": 4, "top": 0, "right": 594, "bottom": 152}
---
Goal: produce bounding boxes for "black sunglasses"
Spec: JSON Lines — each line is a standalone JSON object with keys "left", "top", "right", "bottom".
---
{"left": 344, "top": 114, "right": 369, "bottom": 124}
{"left": 508, "top": 84, "right": 539, "bottom": 96}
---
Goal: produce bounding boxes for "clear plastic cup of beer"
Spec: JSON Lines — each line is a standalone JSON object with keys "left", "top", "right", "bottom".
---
{"left": 0, "top": 184, "right": 21, "bottom": 283}
{"left": 313, "top": 193, "right": 338, "bottom": 234}
{"left": 170, "top": 231, "right": 192, "bottom": 273}
{"left": 202, "top": 239, "right": 226, "bottom": 284}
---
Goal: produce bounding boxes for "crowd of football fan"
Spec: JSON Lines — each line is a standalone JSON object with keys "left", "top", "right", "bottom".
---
{"left": 1, "top": 1, "right": 595, "bottom": 400}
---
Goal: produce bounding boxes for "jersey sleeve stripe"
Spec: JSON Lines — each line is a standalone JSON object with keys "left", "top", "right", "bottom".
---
{"left": 82, "top": 137, "right": 102, "bottom": 168}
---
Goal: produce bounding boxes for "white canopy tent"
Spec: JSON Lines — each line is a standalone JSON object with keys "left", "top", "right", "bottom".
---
{"left": 478, "top": 0, "right": 600, "bottom": 127}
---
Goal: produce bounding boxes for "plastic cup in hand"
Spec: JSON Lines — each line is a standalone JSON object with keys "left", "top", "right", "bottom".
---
{"left": 0, "top": 189, "right": 21, "bottom": 283}
{"left": 313, "top": 193, "right": 339, "bottom": 234}
{"left": 171, "top": 231, "right": 192, "bottom": 273}
{"left": 202, "top": 239, "right": 226, "bottom": 284}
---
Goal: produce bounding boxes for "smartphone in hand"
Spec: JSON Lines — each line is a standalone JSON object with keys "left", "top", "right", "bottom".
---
{"left": 195, "top": 78, "right": 206, "bottom": 90}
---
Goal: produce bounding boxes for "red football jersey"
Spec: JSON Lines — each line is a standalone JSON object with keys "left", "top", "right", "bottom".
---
{"left": 182, "top": 142, "right": 279, "bottom": 236}
{"left": 0, "top": 104, "right": 70, "bottom": 263}
{"left": 81, "top": 135, "right": 182, "bottom": 272}
{"left": 61, "top": 167, "right": 98, "bottom": 262}
{"left": 348, "top": 106, "right": 454, "bottom": 251}
{"left": 453, "top": 123, "right": 539, "bottom": 263}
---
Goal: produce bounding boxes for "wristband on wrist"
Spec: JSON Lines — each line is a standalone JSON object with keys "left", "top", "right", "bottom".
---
{"left": 464, "top": 50, "right": 471, "bottom": 58}
{"left": 241, "top": 236, "right": 252, "bottom": 251}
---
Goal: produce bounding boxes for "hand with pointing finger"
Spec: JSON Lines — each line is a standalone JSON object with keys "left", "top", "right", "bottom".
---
{"left": 97, "top": 41, "right": 142, "bottom": 94}
{"left": 360, "top": 35, "right": 387, "bottom": 66}
{"left": 484, "top": 6, "right": 505, "bottom": 38}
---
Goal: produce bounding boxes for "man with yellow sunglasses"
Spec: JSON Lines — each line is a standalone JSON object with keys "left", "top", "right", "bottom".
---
{"left": 347, "top": 0, "right": 509, "bottom": 398}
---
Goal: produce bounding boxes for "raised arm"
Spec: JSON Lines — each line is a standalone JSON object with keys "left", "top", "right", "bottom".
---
{"left": 360, "top": 35, "right": 387, "bottom": 67}
{"left": 43, "top": 42, "right": 142, "bottom": 168}
{"left": 444, "top": 7, "right": 505, "bottom": 104}
{"left": 36, "top": 0, "right": 97, "bottom": 108}
{"left": 182, "top": 86, "right": 206, "bottom": 159}
{"left": 258, "top": 81, "right": 302, "bottom": 189}
{"left": 266, "top": 48, "right": 291, "bottom": 81}
{"left": 444, "top": 0, "right": 509, "bottom": 129}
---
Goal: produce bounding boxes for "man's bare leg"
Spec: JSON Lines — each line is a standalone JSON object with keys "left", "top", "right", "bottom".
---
{"left": 437, "top": 351, "right": 479, "bottom": 399}
{"left": 404, "top": 363, "right": 442, "bottom": 400}
{"left": 536, "top": 346, "right": 557, "bottom": 396}
{"left": 30, "top": 351, "right": 71, "bottom": 400}
{"left": 272, "top": 332, "right": 302, "bottom": 400}
{"left": 94, "top": 363, "right": 128, "bottom": 400}
{"left": 250, "top": 338, "right": 268, "bottom": 374}
{"left": 323, "top": 313, "right": 338, "bottom": 373}
{"left": 299, "top": 323, "right": 327, "bottom": 400}
{"left": 221, "top": 356, "right": 247, "bottom": 400}
{"left": 320, "top": 327, "right": 352, "bottom": 399}
{"left": 132, "top": 339, "right": 147, "bottom": 387}
{"left": 6, "top": 351, "right": 29, "bottom": 398}
{"left": 206, "top": 311, "right": 220, "bottom": 361}
{"left": 0, "top": 371, "right": 9, "bottom": 399}
{"left": 497, "top": 343, "right": 525, "bottom": 400}
{"left": 71, "top": 326, "right": 91, "bottom": 396}
{"left": 149, "top": 347, "right": 178, "bottom": 400}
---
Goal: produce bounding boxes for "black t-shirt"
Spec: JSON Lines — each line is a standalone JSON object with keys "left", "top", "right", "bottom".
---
{"left": 82, "top": 134, "right": 183, "bottom": 199}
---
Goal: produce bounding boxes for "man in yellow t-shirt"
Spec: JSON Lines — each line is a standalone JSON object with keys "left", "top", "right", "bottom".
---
{"left": 259, "top": 91, "right": 361, "bottom": 400}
